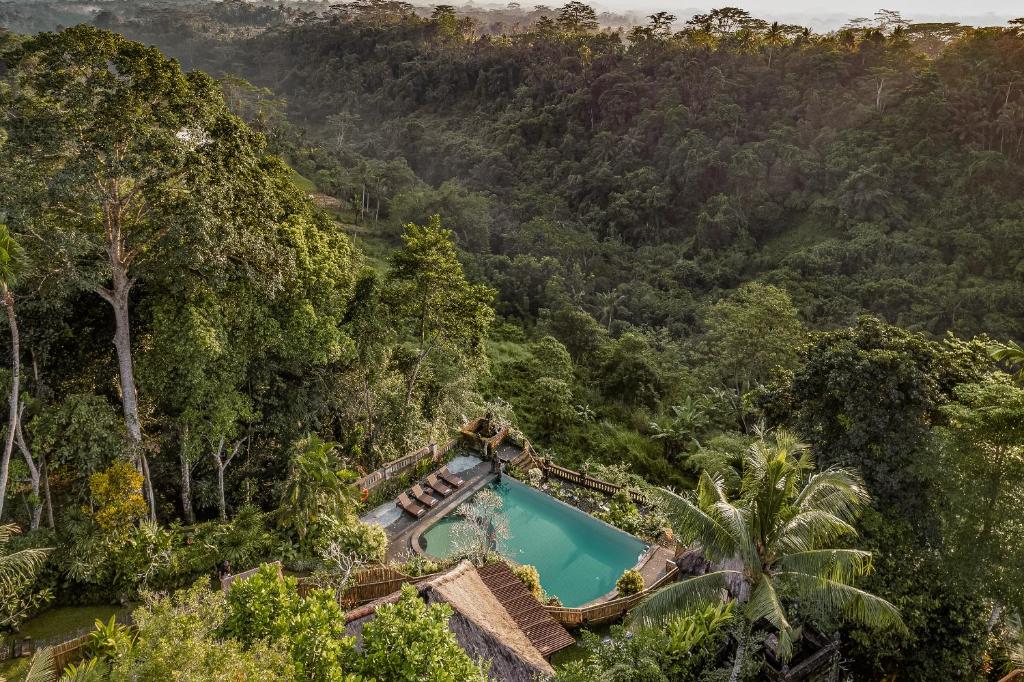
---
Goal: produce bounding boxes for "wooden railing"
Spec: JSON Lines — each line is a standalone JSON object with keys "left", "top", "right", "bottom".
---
{"left": 518, "top": 459, "right": 648, "bottom": 506}
{"left": 297, "top": 564, "right": 442, "bottom": 607}
{"left": 220, "top": 560, "right": 282, "bottom": 592}
{"left": 51, "top": 632, "right": 92, "bottom": 673}
{"left": 544, "top": 564, "right": 678, "bottom": 628}
{"left": 353, "top": 438, "right": 458, "bottom": 492}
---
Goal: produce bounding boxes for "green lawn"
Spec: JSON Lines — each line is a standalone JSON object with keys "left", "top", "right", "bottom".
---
{"left": 18, "top": 604, "right": 130, "bottom": 642}
{"left": 0, "top": 606, "right": 130, "bottom": 682}
{"left": 287, "top": 166, "right": 318, "bottom": 193}
{"left": 0, "top": 656, "right": 29, "bottom": 680}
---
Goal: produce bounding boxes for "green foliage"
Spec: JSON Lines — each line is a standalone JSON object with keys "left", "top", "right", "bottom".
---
{"left": 222, "top": 564, "right": 296, "bottom": 644}
{"left": 509, "top": 562, "right": 545, "bottom": 600}
{"left": 28, "top": 395, "right": 126, "bottom": 500}
{"left": 359, "top": 583, "right": 486, "bottom": 681}
{"left": 0, "top": 524, "right": 52, "bottom": 632}
{"left": 616, "top": 569, "right": 644, "bottom": 596}
{"left": 556, "top": 604, "right": 733, "bottom": 682}
{"left": 84, "top": 616, "right": 133, "bottom": 664}
{"left": 277, "top": 435, "right": 360, "bottom": 543}
{"left": 112, "top": 581, "right": 294, "bottom": 681}
{"left": 633, "top": 431, "right": 903, "bottom": 663}
{"left": 223, "top": 564, "right": 358, "bottom": 680}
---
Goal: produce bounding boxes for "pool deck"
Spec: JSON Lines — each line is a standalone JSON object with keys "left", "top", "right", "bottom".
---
{"left": 366, "top": 458, "right": 498, "bottom": 563}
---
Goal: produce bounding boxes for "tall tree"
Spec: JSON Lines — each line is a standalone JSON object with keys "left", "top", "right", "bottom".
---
{"left": 704, "top": 283, "right": 804, "bottom": 432}
{"left": 2, "top": 27, "right": 240, "bottom": 517}
{"left": 939, "top": 374, "right": 1024, "bottom": 604}
{"left": 385, "top": 215, "right": 494, "bottom": 410}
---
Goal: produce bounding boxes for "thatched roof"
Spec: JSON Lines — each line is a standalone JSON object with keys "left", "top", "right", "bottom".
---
{"left": 345, "top": 561, "right": 558, "bottom": 681}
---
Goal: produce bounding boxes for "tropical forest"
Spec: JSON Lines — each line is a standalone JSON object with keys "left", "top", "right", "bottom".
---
{"left": 0, "top": 1, "right": 1023, "bottom": 680}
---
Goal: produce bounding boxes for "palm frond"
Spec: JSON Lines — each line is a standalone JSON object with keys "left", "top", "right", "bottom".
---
{"left": 627, "top": 570, "right": 740, "bottom": 628}
{"left": 24, "top": 647, "right": 55, "bottom": 682}
{"left": 777, "top": 571, "right": 906, "bottom": 634}
{"left": 793, "top": 467, "right": 870, "bottom": 521}
{"left": 651, "top": 486, "right": 736, "bottom": 560}
{"left": 775, "top": 549, "right": 874, "bottom": 581}
{"left": 776, "top": 509, "right": 857, "bottom": 553}
{"left": 747, "top": 578, "right": 796, "bottom": 661}
{"left": 0, "top": 526, "right": 51, "bottom": 595}
{"left": 711, "top": 500, "right": 758, "bottom": 576}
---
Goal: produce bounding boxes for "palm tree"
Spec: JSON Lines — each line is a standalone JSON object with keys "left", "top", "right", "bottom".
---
{"left": 764, "top": 21, "right": 788, "bottom": 68}
{"left": 277, "top": 435, "right": 360, "bottom": 542}
{"left": 595, "top": 290, "right": 627, "bottom": 331}
{"left": 630, "top": 432, "right": 903, "bottom": 681}
{"left": 649, "top": 397, "right": 711, "bottom": 459}
{"left": 990, "top": 339, "right": 1024, "bottom": 383}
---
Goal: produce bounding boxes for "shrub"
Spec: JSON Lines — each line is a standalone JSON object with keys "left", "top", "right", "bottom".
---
{"left": 359, "top": 584, "right": 487, "bottom": 681}
{"left": 616, "top": 569, "right": 644, "bottom": 596}
{"left": 223, "top": 563, "right": 357, "bottom": 679}
{"left": 222, "top": 564, "right": 296, "bottom": 644}
{"left": 510, "top": 563, "right": 545, "bottom": 600}
{"left": 114, "top": 581, "right": 293, "bottom": 681}
{"left": 85, "top": 615, "right": 134, "bottom": 662}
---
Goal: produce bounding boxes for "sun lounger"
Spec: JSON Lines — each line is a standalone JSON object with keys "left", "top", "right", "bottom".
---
{"left": 397, "top": 492, "right": 426, "bottom": 518}
{"left": 411, "top": 484, "right": 438, "bottom": 508}
{"left": 426, "top": 473, "right": 453, "bottom": 497}
{"left": 439, "top": 467, "right": 465, "bottom": 488}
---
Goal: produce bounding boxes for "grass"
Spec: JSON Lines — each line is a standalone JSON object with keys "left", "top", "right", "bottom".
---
{"left": 17, "top": 605, "right": 129, "bottom": 642}
{"left": 287, "top": 165, "right": 318, "bottom": 193}
{"left": 0, "top": 656, "right": 29, "bottom": 681}
{"left": 0, "top": 606, "right": 130, "bottom": 682}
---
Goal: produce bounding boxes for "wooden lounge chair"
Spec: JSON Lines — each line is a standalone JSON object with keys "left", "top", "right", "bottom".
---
{"left": 411, "top": 484, "right": 438, "bottom": 508}
{"left": 397, "top": 492, "right": 426, "bottom": 518}
{"left": 439, "top": 467, "right": 465, "bottom": 488}
{"left": 426, "top": 473, "right": 453, "bottom": 497}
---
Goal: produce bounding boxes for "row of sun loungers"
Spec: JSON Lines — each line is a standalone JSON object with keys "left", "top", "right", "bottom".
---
{"left": 396, "top": 466, "right": 466, "bottom": 518}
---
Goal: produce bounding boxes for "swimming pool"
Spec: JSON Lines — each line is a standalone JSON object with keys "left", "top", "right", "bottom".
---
{"left": 420, "top": 477, "right": 648, "bottom": 607}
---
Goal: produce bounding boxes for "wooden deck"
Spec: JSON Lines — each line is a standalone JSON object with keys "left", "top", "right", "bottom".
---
{"left": 477, "top": 562, "right": 576, "bottom": 657}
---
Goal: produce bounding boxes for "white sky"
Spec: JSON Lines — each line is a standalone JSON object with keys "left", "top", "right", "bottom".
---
{"left": 504, "top": 1, "right": 1021, "bottom": 29}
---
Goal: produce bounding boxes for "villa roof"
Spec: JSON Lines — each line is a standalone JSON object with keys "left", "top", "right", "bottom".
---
{"left": 476, "top": 562, "right": 576, "bottom": 657}
{"left": 345, "top": 560, "right": 569, "bottom": 681}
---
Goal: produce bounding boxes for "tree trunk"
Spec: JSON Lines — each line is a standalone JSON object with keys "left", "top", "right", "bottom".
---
{"left": 141, "top": 452, "right": 156, "bottom": 521}
{"left": 0, "top": 288, "right": 20, "bottom": 521}
{"left": 404, "top": 349, "right": 428, "bottom": 408}
{"left": 213, "top": 437, "right": 243, "bottom": 522}
{"left": 42, "top": 454, "right": 54, "bottom": 529}
{"left": 15, "top": 410, "right": 42, "bottom": 530}
{"left": 362, "top": 375, "right": 377, "bottom": 467}
{"left": 179, "top": 429, "right": 194, "bottom": 525}
{"left": 99, "top": 260, "right": 155, "bottom": 520}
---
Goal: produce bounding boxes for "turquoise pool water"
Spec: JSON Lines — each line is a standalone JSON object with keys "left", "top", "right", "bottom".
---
{"left": 420, "top": 478, "right": 648, "bottom": 607}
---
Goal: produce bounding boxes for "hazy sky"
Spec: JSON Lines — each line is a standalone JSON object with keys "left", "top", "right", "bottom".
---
{"left": 526, "top": 1, "right": 1021, "bottom": 29}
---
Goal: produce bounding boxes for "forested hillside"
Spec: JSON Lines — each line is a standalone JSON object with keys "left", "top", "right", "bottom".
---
{"left": 1, "top": 3, "right": 1024, "bottom": 681}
